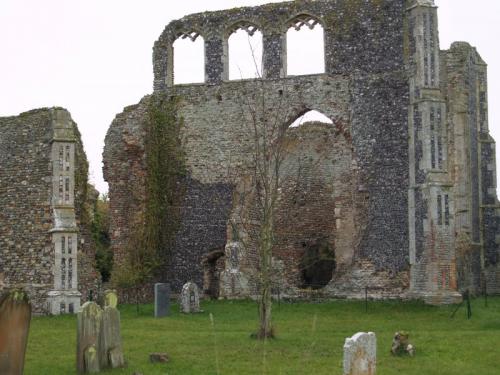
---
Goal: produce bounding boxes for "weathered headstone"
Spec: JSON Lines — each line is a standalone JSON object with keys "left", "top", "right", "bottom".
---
{"left": 391, "top": 331, "right": 415, "bottom": 357}
{"left": 154, "top": 283, "right": 170, "bottom": 318}
{"left": 99, "top": 303, "right": 125, "bottom": 369}
{"left": 77, "top": 294, "right": 125, "bottom": 373}
{"left": 0, "top": 290, "right": 31, "bottom": 375}
{"left": 77, "top": 302, "right": 102, "bottom": 373}
{"left": 180, "top": 282, "right": 200, "bottom": 313}
{"left": 343, "top": 332, "right": 376, "bottom": 375}
{"left": 104, "top": 290, "right": 118, "bottom": 309}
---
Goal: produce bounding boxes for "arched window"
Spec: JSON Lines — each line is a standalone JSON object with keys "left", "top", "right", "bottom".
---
{"left": 286, "top": 15, "right": 325, "bottom": 76}
{"left": 289, "top": 110, "right": 333, "bottom": 128}
{"left": 173, "top": 31, "right": 205, "bottom": 84}
{"left": 228, "top": 23, "right": 263, "bottom": 80}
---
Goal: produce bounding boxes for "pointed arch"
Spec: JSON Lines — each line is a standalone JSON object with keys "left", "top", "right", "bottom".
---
{"left": 173, "top": 30, "right": 205, "bottom": 84}
{"left": 285, "top": 14, "right": 325, "bottom": 76}
{"left": 289, "top": 109, "right": 333, "bottom": 128}
{"left": 227, "top": 21, "right": 263, "bottom": 80}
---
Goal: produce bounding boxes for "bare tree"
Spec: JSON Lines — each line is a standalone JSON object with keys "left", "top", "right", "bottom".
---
{"left": 228, "top": 35, "right": 294, "bottom": 338}
{"left": 218, "top": 33, "right": 333, "bottom": 338}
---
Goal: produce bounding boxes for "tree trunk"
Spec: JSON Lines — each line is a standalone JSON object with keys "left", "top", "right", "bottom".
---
{"left": 135, "top": 287, "right": 140, "bottom": 315}
{"left": 258, "top": 278, "right": 273, "bottom": 339}
{"left": 257, "top": 212, "right": 274, "bottom": 339}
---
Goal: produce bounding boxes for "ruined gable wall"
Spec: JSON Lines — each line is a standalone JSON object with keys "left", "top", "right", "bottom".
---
{"left": 105, "top": 0, "right": 411, "bottom": 297}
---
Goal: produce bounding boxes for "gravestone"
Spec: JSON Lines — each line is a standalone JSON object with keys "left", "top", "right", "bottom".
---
{"left": 391, "top": 332, "right": 415, "bottom": 357}
{"left": 343, "top": 332, "right": 376, "bottom": 375}
{"left": 99, "top": 305, "right": 125, "bottom": 369}
{"left": 154, "top": 283, "right": 170, "bottom": 318}
{"left": 0, "top": 290, "right": 31, "bottom": 375}
{"left": 180, "top": 282, "right": 200, "bottom": 313}
{"left": 104, "top": 290, "right": 118, "bottom": 309}
{"left": 77, "top": 302, "right": 102, "bottom": 373}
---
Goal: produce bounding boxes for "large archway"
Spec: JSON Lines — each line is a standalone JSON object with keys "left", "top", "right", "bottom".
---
{"left": 272, "top": 109, "right": 354, "bottom": 289}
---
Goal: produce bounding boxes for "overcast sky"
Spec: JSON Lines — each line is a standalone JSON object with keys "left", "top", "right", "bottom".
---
{"left": 0, "top": 0, "right": 499, "bottom": 195}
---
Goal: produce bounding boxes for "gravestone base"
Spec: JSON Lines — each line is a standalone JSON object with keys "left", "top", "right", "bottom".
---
{"left": 47, "top": 290, "right": 81, "bottom": 315}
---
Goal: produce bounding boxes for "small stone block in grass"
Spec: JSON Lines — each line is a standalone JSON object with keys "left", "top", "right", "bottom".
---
{"left": 149, "top": 353, "right": 169, "bottom": 363}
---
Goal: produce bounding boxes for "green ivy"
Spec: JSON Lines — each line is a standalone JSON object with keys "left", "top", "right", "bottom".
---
{"left": 111, "top": 94, "right": 186, "bottom": 304}
{"left": 143, "top": 94, "right": 186, "bottom": 269}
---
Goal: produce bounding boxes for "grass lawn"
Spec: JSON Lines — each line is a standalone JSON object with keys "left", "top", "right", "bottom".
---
{"left": 25, "top": 297, "right": 500, "bottom": 374}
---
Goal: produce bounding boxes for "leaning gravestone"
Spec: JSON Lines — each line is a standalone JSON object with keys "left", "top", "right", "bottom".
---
{"left": 180, "top": 282, "right": 200, "bottom": 313}
{"left": 343, "top": 332, "right": 376, "bottom": 375}
{"left": 99, "top": 291, "right": 125, "bottom": 369}
{"left": 0, "top": 290, "right": 31, "bottom": 375}
{"left": 154, "top": 283, "right": 170, "bottom": 318}
{"left": 77, "top": 302, "right": 103, "bottom": 373}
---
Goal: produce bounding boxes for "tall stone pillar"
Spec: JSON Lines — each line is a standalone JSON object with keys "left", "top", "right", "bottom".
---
{"left": 262, "top": 32, "right": 286, "bottom": 79}
{"left": 406, "top": 0, "right": 461, "bottom": 304}
{"left": 205, "top": 31, "right": 226, "bottom": 85}
{"left": 46, "top": 109, "right": 81, "bottom": 314}
{"left": 153, "top": 38, "right": 174, "bottom": 91}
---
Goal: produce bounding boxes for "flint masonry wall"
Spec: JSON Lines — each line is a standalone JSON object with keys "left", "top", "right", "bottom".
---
{"left": 444, "top": 42, "right": 500, "bottom": 295}
{"left": 106, "top": 0, "right": 412, "bottom": 298}
{"left": 0, "top": 108, "right": 100, "bottom": 314}
{"left": 104, "top": 0, "right": 500, "bottom": 302}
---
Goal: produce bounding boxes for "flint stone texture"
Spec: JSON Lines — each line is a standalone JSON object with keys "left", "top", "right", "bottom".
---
{"left": 104, "top": 0, "right": 500, "bottom": 304}
{"left": 0, "top": 291, "right": 31, "bottom": 375}
{"left": 180, "top": 282, "right": 200, "bottom": 313}
{"left": 154, "top": 283, "right": 170, "bottom": 318}
{"left": 0, "top": 108, "right": 100, "bottom": 314}
{"left": 343, "top": 332, "right": 376, "bottom": 375}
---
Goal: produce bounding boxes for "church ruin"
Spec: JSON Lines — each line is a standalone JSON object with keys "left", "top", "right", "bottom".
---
{"left": 99, "top": 0, "right": 498, "bottom": 304}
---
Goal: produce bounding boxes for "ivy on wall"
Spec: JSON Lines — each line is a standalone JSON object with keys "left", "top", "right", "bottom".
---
{"left": 112, "top": 94, "right": 186, "bottom": 301}
{"left": 144, "top": 94, "right": 186, "bottom": 266}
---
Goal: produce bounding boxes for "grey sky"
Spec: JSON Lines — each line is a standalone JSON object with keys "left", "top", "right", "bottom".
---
{"left": 0, "top": 0, "right": 498, "bottom": 194}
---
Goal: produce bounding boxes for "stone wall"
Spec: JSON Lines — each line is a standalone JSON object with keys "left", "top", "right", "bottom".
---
{"left": 106, "top": 0, "right": 411, "bottom": 299}
{"left": 0, "top": 108, "right": 100, "bottom": 314}
{"left": 104, "top": 0, "right": 500, "bottom": 302}
{"left": 444, "top": 42, "right": 500, "bottom": 295}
